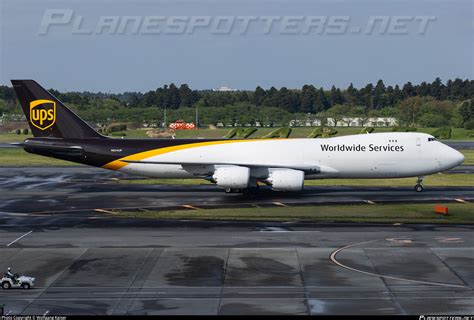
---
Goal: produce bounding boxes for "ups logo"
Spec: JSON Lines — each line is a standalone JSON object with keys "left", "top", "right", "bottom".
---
{"left": 30, "top": 99, "right": 56, "bottom": 130}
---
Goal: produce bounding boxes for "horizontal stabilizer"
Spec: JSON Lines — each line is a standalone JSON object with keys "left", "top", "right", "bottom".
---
{"left": 23, "top": 140, "right": 84, "bottom": 156}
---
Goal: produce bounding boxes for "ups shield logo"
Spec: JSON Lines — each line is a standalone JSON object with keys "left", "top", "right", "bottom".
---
{"left": 30, "top": 99, "right": 56, "bottom": 130}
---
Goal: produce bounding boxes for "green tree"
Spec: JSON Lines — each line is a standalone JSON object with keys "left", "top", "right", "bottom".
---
{"left": 314, "top": 88, "right": 329, "bottom": 112}
{"left": 396, "top": 96, "right": 426, "bottom": 126}
{"left": 254, "top": 86, "right": 266, "bottom": 106}
{"left": 301, "top": 85, "right": 316, "bottom": 113}
{"left": 167, "top": 83, "right": 181, "bottom": 109}
{"left": 330, "top": 85, "right": 344, "bottom": 105}
{"left": 359, "top": 83, "right": 374, "bottom": 110}
{"left": 459, "top": 99, "right": 473, "bottom": 124}
{"left": 0, "top": 99, "right": 7, "bottom": 115}
{"left": 179, "top": 84, "right": 194, "bottom": 107}
{"left": 402, "top": 82, "right": 415, "bottom": 98}
{"left": 262, "top": 87, "right": 279, "bottom": 108}
{"left": 325, "top": 104, "right": 353, "bottom": 126}
{"left": 430, "top": 77, "right": 445, "bottom": 99}
{"left": 344, "top": 83, "right": 359, "bottom": 105}
{"left": 373, "top": 79, "right": 386, "bottom": 109}
{"left": 419, "top": 114, "right": 448, "bottom": 127}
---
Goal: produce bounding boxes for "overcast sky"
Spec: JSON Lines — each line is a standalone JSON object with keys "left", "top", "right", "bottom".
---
{"left": 0, "top": 0, "right": 472, "bottom": 92}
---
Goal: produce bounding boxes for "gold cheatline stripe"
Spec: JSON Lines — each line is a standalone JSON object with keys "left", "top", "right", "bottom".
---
{"left": 102, "top": 139, "right": 254, "bottom": 170}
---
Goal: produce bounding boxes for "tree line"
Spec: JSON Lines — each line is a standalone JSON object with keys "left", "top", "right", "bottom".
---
{"left": 0, "top": 78, "right": 472, "bottom": 129}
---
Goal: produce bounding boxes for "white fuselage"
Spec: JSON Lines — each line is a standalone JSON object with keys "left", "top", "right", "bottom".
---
{"left": 116, "top": 132, "right": 464, "bottom": 181}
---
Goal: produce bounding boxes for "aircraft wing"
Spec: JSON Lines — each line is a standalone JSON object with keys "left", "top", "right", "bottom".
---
{"left": 120, "top": 159, "right": 331, "bottom": 174}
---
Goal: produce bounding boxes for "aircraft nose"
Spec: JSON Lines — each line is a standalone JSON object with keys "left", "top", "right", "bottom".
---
{"left": 447, "top": 148, "right": 465, "bottom": 167}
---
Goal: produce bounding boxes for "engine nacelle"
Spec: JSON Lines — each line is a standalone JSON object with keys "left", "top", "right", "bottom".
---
{"left": 265, "top": 169, "right": 304, "bottom": 191}
{"left": 212, "top": 166, "right": 250, "bottom": 189}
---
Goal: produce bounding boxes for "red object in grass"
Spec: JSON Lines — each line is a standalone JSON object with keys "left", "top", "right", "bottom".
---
{"left": 434, "top": 205, "right": 449, "bottom": 216}
{"left": 169, "top": 120, "right": 195, "bottom": 130}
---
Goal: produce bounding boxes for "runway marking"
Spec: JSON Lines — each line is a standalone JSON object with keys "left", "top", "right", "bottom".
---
{"left": 365, "top": 200, "right": 376, "bottom": 205}
{"left": 455, "top": 198, "right": 468, "bottom": 203}
{"left": 43, "top": 310, "right": 49, "bottom": 316}
{"left": 182, "top": 204, "right": 201, "bottom": 210}
{"left": 435, "top": 236, "right": 463, "bottom": 243}
{"left": 273, "top": 202, "right": 287, "bottom": 207}
{"left": 257, "top": 230, "right": 318, "bottom": 233}
{"left": 386, "top": 238, "right": 413, "bottom": 244}
{"left": 93, "top": 292, "right": 170, "bottom": 295}
{"left": 1, "top": 212, "right": 30, "bottom": 217}
{"left": 329, "top": 240, "right": 467, "bottom": 289}
{"left": 6, "top": 230, "right": 33, "bottom": 247}
{"left": 94, "top": 208, "right": 117, "bottom": 215}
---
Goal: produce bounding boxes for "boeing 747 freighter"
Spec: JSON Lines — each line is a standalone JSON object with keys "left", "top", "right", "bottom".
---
{"left": 11, "top": 80, "right": 465, "bottom": 193}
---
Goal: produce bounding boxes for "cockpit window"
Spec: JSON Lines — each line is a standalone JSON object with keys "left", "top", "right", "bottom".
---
{"left": 428, "top": 137, "right": 437, "bottom": 142}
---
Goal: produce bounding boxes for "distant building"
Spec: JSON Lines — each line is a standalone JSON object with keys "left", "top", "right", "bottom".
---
{"left": 0, "top": 113, "right": 26, "bottom": 124}
{"left": 290, "top": 117, "right": 398, "bottom": 127}
{"left": 142, "top": 121, "right": 158, "bottom": 128}
{"left": 213, "top": 86, "right": 238, "bottom": 92}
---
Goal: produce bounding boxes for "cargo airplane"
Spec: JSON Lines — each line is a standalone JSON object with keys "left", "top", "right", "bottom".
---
{"left": 11, "top": 80, "right": 464, "bottom": 193}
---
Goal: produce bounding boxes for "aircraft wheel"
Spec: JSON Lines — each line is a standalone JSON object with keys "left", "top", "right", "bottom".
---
{"left": 414, "top": 184, "right": 424, "bottom": 192}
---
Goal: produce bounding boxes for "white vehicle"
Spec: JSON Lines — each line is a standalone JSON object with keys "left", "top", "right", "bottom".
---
{"left": 11, "top": 80, "right": 465, "bottom": 193}
{"left": 1, "top": 275, "right": 35, "bottom": 289}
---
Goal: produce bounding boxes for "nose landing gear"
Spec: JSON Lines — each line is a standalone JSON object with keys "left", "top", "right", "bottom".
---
{"left": 414, "top": 176, "right": 424, "bottom": 192}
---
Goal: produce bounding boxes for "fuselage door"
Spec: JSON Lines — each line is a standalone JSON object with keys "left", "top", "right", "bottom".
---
{"left": 416, "top": 137, "right": 421, "bottom": 146}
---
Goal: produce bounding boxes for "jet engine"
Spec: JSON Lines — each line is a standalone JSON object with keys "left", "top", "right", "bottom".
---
{"left": 212, "top": 166, "right": 250, "bottom": 189}
{"left": 265, "top": 169, "right": 304, "bottom": 191}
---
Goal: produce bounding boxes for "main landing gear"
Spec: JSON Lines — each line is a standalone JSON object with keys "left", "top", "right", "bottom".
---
{"left": 225, "top": 187, "right": 259, "bottom": 194}
{"left": 225, "top": 188, "right": 242, "bottom": 193}
{"left": 225, "top": 185, "right": 260, "bottom": 194}
{"left": 225, "top": 179, "right": 260, "bottom": 194}
{"left": 414, "top": 176, "right": 424, "bottom": 192}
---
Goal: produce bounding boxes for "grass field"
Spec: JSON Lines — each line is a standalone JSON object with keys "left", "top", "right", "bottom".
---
{"left": 0, "top": 134, "right": 31, "bottom": 142}
{"left": 118, "top": 203, "right": 474, "bottom": 224}
{"left": 110, "top": 127, "right": 474, "bottom": 140}
{"left": 1, "top": 126, "right": 473, "bottom": 141}
{"left": 462, "top": 149, "right": 474, "bottom": 164}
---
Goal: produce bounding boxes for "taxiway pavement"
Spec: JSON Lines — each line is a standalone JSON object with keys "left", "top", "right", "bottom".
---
{"left": 0, "top": 225, "right": 473, "bottom": 315}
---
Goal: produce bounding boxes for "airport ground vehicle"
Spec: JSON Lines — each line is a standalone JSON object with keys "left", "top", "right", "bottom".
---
{"left": 1, "top": 275, "right": 35, "bottom": 289}
{"left": 11, "top": 80, "right": 464, "bottom": 193}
